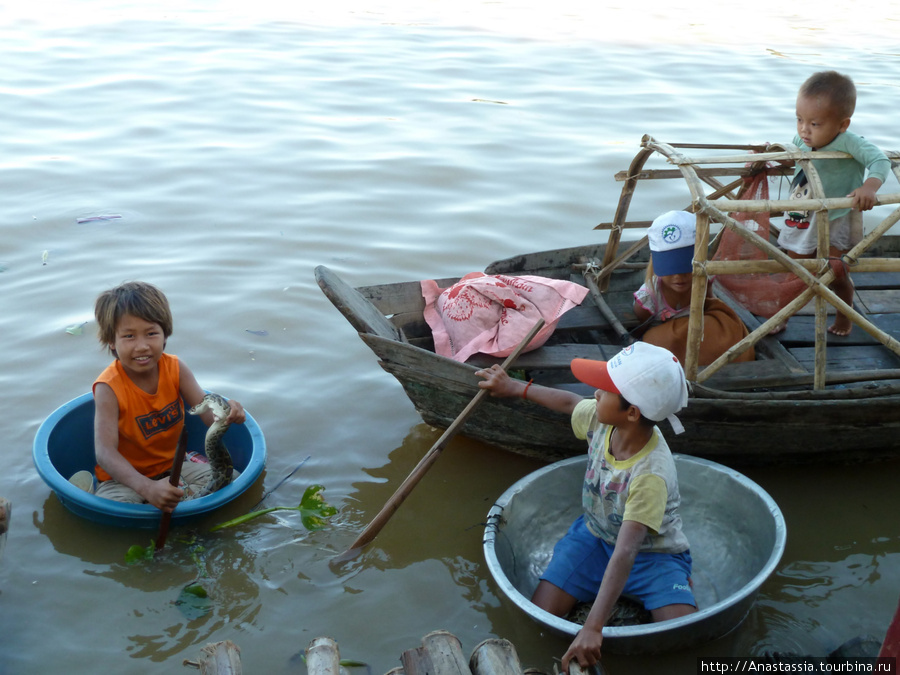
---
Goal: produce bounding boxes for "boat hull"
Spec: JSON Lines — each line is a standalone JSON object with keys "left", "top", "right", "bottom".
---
{"left": 33, "top": 393, "right": 267, "bottom": 528}
{"left": 363, "top": 331, "right": 900, "bottom": 464}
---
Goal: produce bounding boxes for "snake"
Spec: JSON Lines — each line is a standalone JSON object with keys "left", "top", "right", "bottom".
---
{"left": 567, "top": 597, "right": 652, "bottom": 627}
{"left": 189, "top": 393, "right": 234, "bottom": 496}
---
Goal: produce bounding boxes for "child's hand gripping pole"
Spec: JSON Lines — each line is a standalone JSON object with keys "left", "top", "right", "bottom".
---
{"left": 155, "top": 426, "right": 188, "bottom": 552}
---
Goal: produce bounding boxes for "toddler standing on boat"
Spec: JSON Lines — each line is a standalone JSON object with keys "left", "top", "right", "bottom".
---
{"left": 776, "top": 70, "right": 892, "bottom": 336}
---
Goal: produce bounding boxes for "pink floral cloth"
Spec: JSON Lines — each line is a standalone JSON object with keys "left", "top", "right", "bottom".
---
{"left": 421, "top": 272, "right": 589, "bottom": 362}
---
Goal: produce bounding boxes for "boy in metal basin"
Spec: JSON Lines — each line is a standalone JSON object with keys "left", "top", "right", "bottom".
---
{"left": 476, "top": 342, "right": 696, "bottom": 669}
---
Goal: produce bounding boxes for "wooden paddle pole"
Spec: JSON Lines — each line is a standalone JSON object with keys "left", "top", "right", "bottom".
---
{"left": 339, "top": 318, "right": 545, "bottom": 558}
{"left": 155, "top": 426, "right": 188, "bottom": 552}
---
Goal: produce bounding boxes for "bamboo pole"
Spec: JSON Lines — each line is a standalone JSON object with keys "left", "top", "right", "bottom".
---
{"left": 617, "top": 138, "right": 900, "bottom": 383}
{"left": 402, "top": 631, "right": 469, "bottom": 675}
{"left": 644, "top": 139, "right": 730, "bottom": 377}
{"left": 701, "top": 276, "right": 828, "bottom": 377}
{"left": 698, "top": 173, "right": 741, "bottom": 201}
{"left": 306, "top": 638, "right": 340, "bottom": 675}
{"left": 584, "top": 273, "right": 633, "bottom": 345}
{"left": 814, "top": 205, "right": 830, "bottom": 389}
{"left": 424, "top": 631, "right": 470, "bottom": 674}
{"left": 614, "top": 167, "right": 786, "bottom": 182}
{"left": 713, "top": 194, "right": 900, "bottom": 214}
{"left": 796, "top": 148, "right": 831, "bottom": 390}
{"left": 183, "top": 641, "right": 242, "bottom": 674}
{"left": 337, "top": 319, "right": 545, "bottom": 559}
{"left": 709, "top": 202, "right": 898, "bottom": 318}
{"left": 469, "top": 639, "right": 523, "bottom": 675}
{"left": 684, "top": 211, "right": 711, "bottom": 379}
{"left": 670, "top": 148, "right": 900, "bottom": 165}
{"left": 594, "top": 219, "right": 652, "bottom": 230}
{"left": 600, "top": 139, "right": 657, "bottom": 289}
{"left": 703, "top": 257, "right": 900, "bottom": 275}
{"left": 695, "top": 202, "right": 900, "bottom": 382}
{"left": 669, "top": 142, "right": 772, "bottom": 151}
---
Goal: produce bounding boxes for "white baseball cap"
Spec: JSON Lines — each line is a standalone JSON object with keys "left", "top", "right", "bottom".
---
{"left": 648, "top": 210, "right": 697, "bottom": 277}
{"left": 571, "top": 342, "right": 688, "bottom": 434}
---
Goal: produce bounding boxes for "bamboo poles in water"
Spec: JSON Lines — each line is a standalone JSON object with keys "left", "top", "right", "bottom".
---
{"left": 304, "top": 631, "right": 601, "bottom": 675}
{"left": 599, "top": 135, "right": 900, "bottom": 387}
{"left": 180, "top": 632, "right": 602, "bottom": 675}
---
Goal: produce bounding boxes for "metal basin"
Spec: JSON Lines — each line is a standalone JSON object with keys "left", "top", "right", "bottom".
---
{"left": 483, "top": 454, "right": 786, "bottom": 654}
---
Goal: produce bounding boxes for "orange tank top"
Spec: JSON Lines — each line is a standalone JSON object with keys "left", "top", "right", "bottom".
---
{"left": 93, "top": 352, "right": 183, "bottom": 481}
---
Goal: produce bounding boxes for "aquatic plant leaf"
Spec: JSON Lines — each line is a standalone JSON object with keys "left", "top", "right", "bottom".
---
{"left": 182, "top": 582, "right": 208, "bottom": 598}
{"left": 209, "top": 484, "right": 336, "bottom": 532}
{"left": 298, "top": 484, "right": 338, "bottom": 531}
{"left": 175, "top": 582, "right": 213, "bottom": 619}
{"left": 125, "top": 542, "right": 155, "bottom": 564}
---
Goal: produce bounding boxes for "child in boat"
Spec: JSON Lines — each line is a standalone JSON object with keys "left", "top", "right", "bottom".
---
{"left": 476, "top": 343, "right": 696, "bottom": 669}
{"left": 633, "top": 210, "right": 754, "bottom": 365}
{"left": 88, "top": 281, "right": 245, "bottom": 512}
{"left": 776, "top": 70, "right": 892, "bottom": 336}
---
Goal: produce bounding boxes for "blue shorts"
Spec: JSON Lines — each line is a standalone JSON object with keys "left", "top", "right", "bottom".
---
{"left": 540, "top": 515, "right": 696, "bottom": 611}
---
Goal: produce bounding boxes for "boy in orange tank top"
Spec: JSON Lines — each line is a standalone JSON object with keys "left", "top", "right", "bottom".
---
{"left": 90, "top": 281, "right": 245, "bottom": 512}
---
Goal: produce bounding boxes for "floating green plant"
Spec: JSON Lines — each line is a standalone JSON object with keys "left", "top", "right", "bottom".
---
{"left": 125, "top": 540, "right": 157, "bottom": 564}
{"left": 125, "top": 486, "right": 335, "bottom": 566}
{"left": 210, "top": 484, "right": 337, "bottom": 532}
{"left": 175, "top": 581, "right": 213, "bottom": 619}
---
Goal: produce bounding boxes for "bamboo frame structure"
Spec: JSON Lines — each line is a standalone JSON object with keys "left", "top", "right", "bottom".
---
{"left": 595, "top": 135, "right": 900, "bottom": 387}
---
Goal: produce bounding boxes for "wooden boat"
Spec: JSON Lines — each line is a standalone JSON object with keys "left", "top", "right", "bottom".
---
{"left": 316, "top": 137, "right": 900, "bottom": 465}
{"left": 482, "top": 454, "right": 786, "bottom": 654}
{"left": 32, "top": 392, "right": 267, "bottom": 528}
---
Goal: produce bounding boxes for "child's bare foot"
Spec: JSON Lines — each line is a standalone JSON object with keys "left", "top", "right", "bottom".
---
{"left": 828, "top": 316, "right": 852, "bottom": 336}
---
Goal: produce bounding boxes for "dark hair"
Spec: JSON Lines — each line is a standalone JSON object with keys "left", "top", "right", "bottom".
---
{"left": 95, "top": 281, "right": 173, "bottom": 353}
{"left": 618, "top": 394, "right": 655, "bottom": 429}
{"left": 799, "top": 70, "right": 856, "bottom": 119}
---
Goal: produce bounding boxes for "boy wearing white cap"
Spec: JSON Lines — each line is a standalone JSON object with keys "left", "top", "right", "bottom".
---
{"left": 476, "top": 342, "right": 696, "bottom": 669}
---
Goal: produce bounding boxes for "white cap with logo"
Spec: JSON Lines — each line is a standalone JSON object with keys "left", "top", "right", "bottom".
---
{"left": 647, "top": 210, "right": 697, "bottom": 277}
{"left": 571, "top": 342, "right": 689, "bottom": 434}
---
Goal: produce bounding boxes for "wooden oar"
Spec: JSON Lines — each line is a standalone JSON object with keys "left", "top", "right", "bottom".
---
{"left": 155, "top": 426, "right": 188, "bottom": 552}
{"left": 337, "top": 318, "right": 545, "bottom": 560}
